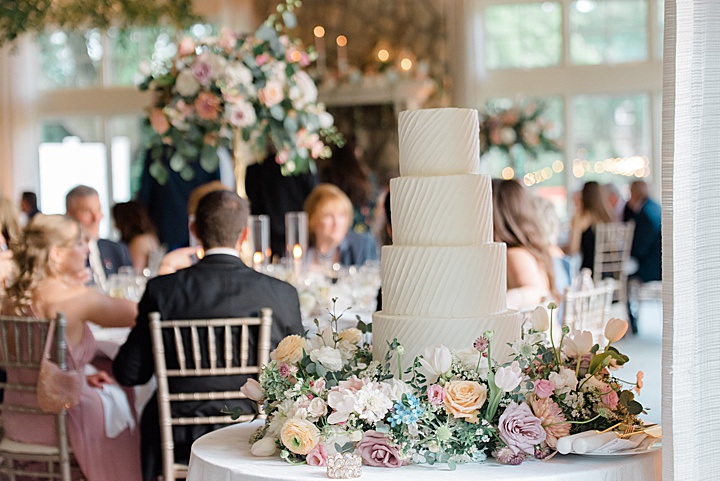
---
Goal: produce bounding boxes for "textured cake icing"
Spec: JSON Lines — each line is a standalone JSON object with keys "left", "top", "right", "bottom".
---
{"left": 398, "top": 108, "right": 480, "bottom": 177}
{"left": 381, "top": 245, "right": 507, "bottom": 317}
{"left": 390, "top": 175, "right": 492, "bottom": 246}
{"left": 373, "top": 107, "right": 520, "bottom": 366}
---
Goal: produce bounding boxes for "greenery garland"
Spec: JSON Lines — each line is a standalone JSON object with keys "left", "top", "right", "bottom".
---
{"left": 0, "top": 0, "right": 198, "bottom": 46}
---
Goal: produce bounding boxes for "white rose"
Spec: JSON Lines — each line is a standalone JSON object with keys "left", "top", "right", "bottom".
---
{"left": 307, "top": 397, "right": 327, "bottom": 421}
{"left": 175, "top": 69, "right": 200, "bottom": 97}
{"left": 310, "top": 346, "right": 344, "bottom": 372}
{"left": 319, "top": 111, "right": 334, "bottom": 129}
{"left": 226, "top": 101, "right": 257, "bottom": 128}
{"left": 289, "top": 70, "right": 318, "bottom": 108}
{"left": 500, "top": 127, "right": 517, "bottom": 145}
{"left": 224, "top": 62, "right": 254, "bottom": 89}
{"left": 549, "top": 368, "right": 578, "bottom": 394}
{"left": 419, "top": 345, "right": 452, "bottom": 381}
{"left": 382, "top": 378, "right": 410, "bottom": 401}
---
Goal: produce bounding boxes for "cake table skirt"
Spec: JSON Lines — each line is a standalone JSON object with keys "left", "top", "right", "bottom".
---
{"left": 187, "top": 421, "right": 661, "bottom": 481}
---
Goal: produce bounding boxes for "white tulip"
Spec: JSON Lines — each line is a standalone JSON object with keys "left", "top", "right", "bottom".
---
{"left": 604, "top": 318, "right": 629, "bottom": 343}
{"left": 494, "top": 361, "right": 523, "bottom": 392}
{"left": 240, "top": 378, "right": 264, "bottom": 402}
{"left": 530, "top": 306, "right": 550, "bottom": 332}
{"left": 251, "top": 437, "right": 278, "bottom": 457}
{"left": 564, "top": 330, "right": 594, "bottom": 357}
{"left": 419, "top": 345, "right": 452, "bottom": 381}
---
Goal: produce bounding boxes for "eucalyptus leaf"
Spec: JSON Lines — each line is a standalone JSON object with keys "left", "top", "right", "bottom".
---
{"left": 270, "top": 105, "right": 285, "bottom": 121}
{"left": 180, "top": 165, "right": 195, "bottom": 181}
{"left": 169, "top": 152, "right": 186, "bottom": 172}
{"left": 315, "top": 363, "right": 327, "bottom": 377}
{"left": 283, "top": 115, "right": 298, "bottom": 134}
{"left": 255, "top": 24, "right": 278, "bottom": 42}
{"left": 200, "top": 144, "right": 219, "bottom": 172}
{"left": 627, "top": 400, "right": 643, "bottom": 415}
{"left": 282, "top": 11, "right": 297, "bottom": 28}
{"left": 149, "top": 161, "right": 169, "bottom": 185}
{"left": 306, "top": 363, "right": 316, "bottom": 374}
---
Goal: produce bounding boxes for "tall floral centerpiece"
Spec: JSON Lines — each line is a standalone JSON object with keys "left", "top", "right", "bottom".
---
{"left": 479, "top": 101, "right": 560, "bottom": 172}
{"left": 139, "top": 0, "right": 343, "bottom": 184}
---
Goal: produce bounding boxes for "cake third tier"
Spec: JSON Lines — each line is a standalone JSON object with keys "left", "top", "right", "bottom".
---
{"left": 390, "top": 174, "right": 493, "bottom": 246}
{"left": 381, "top": 243, "right": 507, "bottom": 318}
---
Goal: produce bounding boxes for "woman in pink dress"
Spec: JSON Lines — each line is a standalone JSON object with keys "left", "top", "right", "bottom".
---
{"left": 2, "top": 214, "right": 142, "bottom": 481}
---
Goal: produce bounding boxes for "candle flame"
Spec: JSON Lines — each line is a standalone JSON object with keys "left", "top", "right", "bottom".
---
{"left": 336, "top": 35, "right": 347, "bottom": 47}
{"left": 292, "top": 244, "right": 303, "bottom": 260}
{"left": 253, "top": 252, "right": 264, "bottom": 264}
{"left": 314, "top": 25, "right": 325, "bottom": 38}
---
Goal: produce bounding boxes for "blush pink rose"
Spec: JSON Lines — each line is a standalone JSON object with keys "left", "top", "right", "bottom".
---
{"left": 306, "top": 443, "right": 328, "bottom": 466}
{"left": 149, "top": 108, "right": 170, "bottom": 135}
{"left": 357, "top": 431, "right": 402, "bottom": 468}
{"left": 601, "top": 390, "right": 619, "bottom": 410}
{"left": 427, "top": 384, "right": 445, "bottom": 406}
{"left": 256, "top": 53, "right": 271, "bottom": 66}
{"left": 498, "top": 402, "right": 546, "bottom": 455}
{"left": 177, "top": 37, "right": 196, "bottom": 57}
{"left": 534, "top": 379, "right": 554, "bottom": 399}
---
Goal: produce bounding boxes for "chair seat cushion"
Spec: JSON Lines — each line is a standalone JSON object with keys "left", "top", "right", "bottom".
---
{"left": 0, "top": 437, "right": 61, "bottom": 456}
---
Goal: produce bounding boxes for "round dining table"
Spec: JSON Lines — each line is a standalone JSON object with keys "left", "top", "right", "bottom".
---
{"left": 187, "top": 421, "right": 661, "bottom": 481}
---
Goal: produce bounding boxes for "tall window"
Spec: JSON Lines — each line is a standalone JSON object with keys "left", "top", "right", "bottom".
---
{"left": 476, "top": 0, "right": 662, "bottom": 214}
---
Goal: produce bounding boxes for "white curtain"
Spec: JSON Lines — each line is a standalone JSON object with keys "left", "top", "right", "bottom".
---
{"left": 662, "top": 0, "right": 720, "bottom": 479}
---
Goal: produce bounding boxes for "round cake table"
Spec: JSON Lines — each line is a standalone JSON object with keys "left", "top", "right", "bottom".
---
{"left": 187, "top": 421, "right": 661, "bottom": 481}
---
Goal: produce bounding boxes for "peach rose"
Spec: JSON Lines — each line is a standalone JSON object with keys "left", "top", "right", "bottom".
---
{"left": 443, "top": 380, "right": 487, "bottom": 424}
{"left": 338, "top": 328, "right": 362, "bottom": 345}
{"left": 280, "top": 418, "right": 320, "bottom": 455}
{"left": 149, "top": 108, "right": 170, "bottom": 135}
{"left": 194, "top": 91, "right": 221, "bottom": 121}
{"left": 273, "top": 335, "right": 306, "bottom": 364}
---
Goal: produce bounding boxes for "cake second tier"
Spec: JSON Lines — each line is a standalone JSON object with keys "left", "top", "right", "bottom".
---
{"left": 381, "top": 243, "right": 507, "bottom": 317}
{"left": 390, "top": 174, "right": 493, "bottom": 246}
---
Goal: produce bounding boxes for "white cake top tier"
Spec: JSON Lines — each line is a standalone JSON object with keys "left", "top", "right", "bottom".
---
{"left": 381, "top": 244, "right": 507, "bottom": 317}
{"left": 390, "top": 174, "right": 493, "bottom": 246}
{"left": 398, "top": 108, "right": 480, "bottom": 177}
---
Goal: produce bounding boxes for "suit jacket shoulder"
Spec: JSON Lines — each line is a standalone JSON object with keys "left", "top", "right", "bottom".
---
{"left": 97, "top": 238, "right": 133, "bottom": 276}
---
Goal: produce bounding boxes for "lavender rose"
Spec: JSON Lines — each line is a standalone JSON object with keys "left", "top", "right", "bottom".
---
{"left": 498, "top": 402, "right": 547, "bottom": 455}
{"left": 357, "top": 431, "right": 403, "bottom": 468}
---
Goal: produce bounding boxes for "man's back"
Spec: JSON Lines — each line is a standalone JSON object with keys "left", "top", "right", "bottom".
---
{"left": 113, "top": 253, "right": 302, "bottom": 481}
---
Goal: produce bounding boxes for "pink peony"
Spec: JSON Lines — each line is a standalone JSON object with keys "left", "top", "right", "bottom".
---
{"left": 534, "top": 379, "right": 554, "bottom": 399}
{"left": 306, "top": 443, "right": 328, "bottom": 466}
{"left": 255, "top": 53, "right": 271, "bottom": 66}
{"left": 427, "top": 384, "right": 445, "bottom": 406}
{"left": 601, "top": 390, "right": 619, "bottom": 410}
{"left": 498, "top": 402, "right": 546, "bottom": 455}
{"left": 191, "top": 59, "right": 214, "bottom": 86}
{"left": 357, "top": 431, "right": 403, "bottom": 468}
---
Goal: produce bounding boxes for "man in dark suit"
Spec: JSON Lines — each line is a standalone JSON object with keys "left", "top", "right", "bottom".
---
{"left": 113, "top": 190, "right": 303, "bottom": 481}
{"left": 65, "top": 185, "right": 133, "bottom": 291}
{"left": 623, "top": 180, "right": 662, "bottom": 333}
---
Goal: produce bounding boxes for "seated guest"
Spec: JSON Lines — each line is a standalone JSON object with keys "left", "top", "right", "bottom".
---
{"left": 623, "top": 180, "right": 662, "bottom": 333}
{"left": 1, "top": 197, "right": 21, "bottom": 294}
{"left": 113, "top": 190, "right": 303, "bottom": 481}
{"left": 304, "top": 183, "right": 378, "bottom": 267}
{"left": 2, "top": 214, "right": 141, "bottom": 481}
{"left": 20, "top": 191, "right": 41, "bottom": 223}
{"left": 531, "top": 195, "right": 574, "bottom": 297}
{"left": 492, "top": 179, "right": 556, "bottom": 309}
{"left": 603, "top": 182, "right": 626, "bottom": 221}
{"left": 112, "top": 200, "right": 161, "bottom": 273}
{"left": 566, "top": 181, "right": 615, "bottom": 275}
{"left": 66, "top": 185, "right": 133, "bottom": 291}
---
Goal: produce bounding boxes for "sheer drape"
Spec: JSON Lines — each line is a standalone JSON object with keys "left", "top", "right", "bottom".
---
{"left": 662, "top": 1, "right": 720, "bottom": 479}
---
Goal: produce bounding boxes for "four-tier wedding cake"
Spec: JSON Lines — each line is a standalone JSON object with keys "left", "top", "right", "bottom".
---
{"left": 373, "top": 108, "right": 521, "bottom": 365}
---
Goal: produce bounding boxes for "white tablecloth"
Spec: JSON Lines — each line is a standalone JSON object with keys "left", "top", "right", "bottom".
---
{"left": 187, "top": 421, "right": 661, "bottom": 481}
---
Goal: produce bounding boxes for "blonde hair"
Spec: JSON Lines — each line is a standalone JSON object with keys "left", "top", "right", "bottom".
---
{"left": 304, "top": 184, "right": 353, "bottom": 244}
{"left": 6, "top": 215, "right": 80, "bottom": 315}
{"left": 1, "top": 197, "right": 21, "bottom": 244}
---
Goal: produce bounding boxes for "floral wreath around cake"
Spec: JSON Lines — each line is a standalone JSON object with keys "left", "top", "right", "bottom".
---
{"left": 233, "top": 300, "right": 650, "bottom": 469}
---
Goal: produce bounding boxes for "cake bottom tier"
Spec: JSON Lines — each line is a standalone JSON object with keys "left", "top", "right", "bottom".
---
{"left": 372, "top": 310, "right": 521, "bottom": 370}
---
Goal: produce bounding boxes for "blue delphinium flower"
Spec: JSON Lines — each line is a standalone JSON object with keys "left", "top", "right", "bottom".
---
{"left": 389, "top": 394, "right": 424, "bottom": 427}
